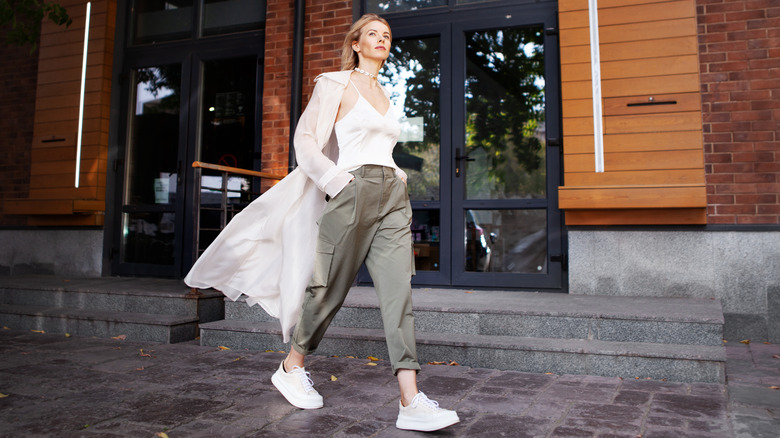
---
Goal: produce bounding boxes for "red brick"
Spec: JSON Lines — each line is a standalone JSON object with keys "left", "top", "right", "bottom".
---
{"left": 736, "top": 194, "right": 776, "bottom": 204}
{"left": 716, "top": 204, "right": 756, "bottom": 214}
{"left": 736, "top": 215, "right": 779, "bottom": 224}
{"left": 735, "top": 173, "right": 776, "bottom": 183}
{"left": 714, "top": 183, "right": 759, "bottom": 194}
{"left": 709, "top": 194, "right": 736, "bottom": 204}
{"left": 757, "top": 205, "right": 780, "bottom": 214}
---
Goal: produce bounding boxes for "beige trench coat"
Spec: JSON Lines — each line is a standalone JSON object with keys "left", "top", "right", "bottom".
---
{"left": 184, "top": 71, "right": 403, "bottom": 342}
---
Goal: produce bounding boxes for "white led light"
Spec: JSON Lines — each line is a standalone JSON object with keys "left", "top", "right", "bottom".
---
{"left": 75, "top": 2, "right": 91, "bottom": 187}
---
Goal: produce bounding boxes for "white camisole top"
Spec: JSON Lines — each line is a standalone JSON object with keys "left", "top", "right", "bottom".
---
{"left": 334, "top": 81, "right": 402, "bottom": 172}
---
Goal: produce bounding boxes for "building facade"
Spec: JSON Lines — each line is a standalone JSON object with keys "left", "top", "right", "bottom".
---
{"left": 0, "top": 0, "right": 778, "bottom": 341}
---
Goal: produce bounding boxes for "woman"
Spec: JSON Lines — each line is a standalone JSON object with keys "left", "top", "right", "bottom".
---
{"left": 186, "top": 14, "right": 459, "bottom": 432}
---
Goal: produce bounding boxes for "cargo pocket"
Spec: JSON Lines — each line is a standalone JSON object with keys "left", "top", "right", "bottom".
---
{"left": 311, "top": 240, "right": 336, "bottom": 287}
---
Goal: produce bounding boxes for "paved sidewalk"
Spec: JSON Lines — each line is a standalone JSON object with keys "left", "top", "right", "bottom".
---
{"left": 0, "top": 329, "right": 778, "bottom": 438}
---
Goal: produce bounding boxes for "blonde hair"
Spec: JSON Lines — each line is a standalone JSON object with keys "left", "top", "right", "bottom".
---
{"left": 340, "top": 14, "right": 391, "bottom": 71}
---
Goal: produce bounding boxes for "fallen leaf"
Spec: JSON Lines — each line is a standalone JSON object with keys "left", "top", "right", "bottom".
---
{"left": 65, "top": 333, "right": 71, "bottom": 338}
{"left": 265, "top": 350, "right": 274, "bottom": 353}
{"left": 763, "top": 342, "right": 770, "bottom": 345}
{"left": 344, "top": 355, "right": 356, "bottom": 359}
{"left": 218, "top": 346, "right": 231, "bottom": 351}
{"left": 722, "top": 339, "right": 728, "bottom": 343}
{"left": 331, "top": 355, "right": 340, "bottom": 358}
{"left": 367, "top": 356, "right": 380, "bottom": 361}
{"left": 769, "top": 386, "right": 780, "bottom": 390}
{"left": 464, "top": 291, "right": 473, "bottom": 294}
{"left": 30, "top": 330, "right": 45, "bottom": 334}
{"left": 157, "top": 433, "right": 169, "bottom": 438}
{"left": 544, "top": 372, "right": 554, "bottom": 375}
{"left": 740, "top": 339, "right": 750, "bottom": 344}
{"left": 661, "top": 378, "right": 667, "bottom": 382}
{"left": 448, "top": 361, "right": 459, "bottom": 366}
{"left": 233, "top": 357, "right": 244, "bottom": 362}
{"left": 139, "top": 349, "right": 152, "bottom": 357}
{"left": 365, "top": 362, "right": 378, "bottom": 366}
{"left": 136, "top": 367, "right": 145, "bottom": 371}
{"left": 277, "top": 350, "right": 286, "bottom": 354}
{"left": 330, "top": 375, "right": 338, "bottom": 381}
{"left": 427, "top": 361, "right": 446, "bottom": 365}
{"left": 2, "top": 326, "right": 10, "bottom": 330}
{"left": 0, "top": 393, "right": 8, "bottom": 398}
{"left": 111, "top": 335, "right": 127, "bottom": 340}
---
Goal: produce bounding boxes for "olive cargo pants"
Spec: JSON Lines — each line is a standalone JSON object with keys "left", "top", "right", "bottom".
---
{"left": 291, "top": 165, "right": 420, "bottom": 374}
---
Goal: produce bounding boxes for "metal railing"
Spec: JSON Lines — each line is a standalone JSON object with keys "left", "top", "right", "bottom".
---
{"left": 191, "top": 161, "right": 284, "bottom": 260}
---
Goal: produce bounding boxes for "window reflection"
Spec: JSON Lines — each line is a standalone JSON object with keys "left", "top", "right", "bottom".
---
{"left": 380, "top": 36, "right": 441, "bottom": 201}
{"left": 122, "top": 212, "right": 176, "bottom": 264}
{"left": 464, "top": 209, "right": 547, "bottom": 273}
{"left": 130, "top": 0, "right": 193, "bottom": 45}
{"left": 464, "top": 25, "right": 546, "bottom": 200}
{"left": 202, "top": 0, "right": 265, "bottom": 36}
{"left": 367, "top": 0, "right": 447, "bottom": 13}
{"left": 412, "top": 210, "right": 440, "bottom": 271}
{"left": 125, "top": 66, "right": 181, "bottom": 206}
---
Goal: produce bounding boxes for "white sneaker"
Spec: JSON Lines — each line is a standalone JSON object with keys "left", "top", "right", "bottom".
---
{"left": 396, "top": 392, "right": 460, "bottom": 432}
{"left": 271, "top": 360, "right": 323, "bottom": 409}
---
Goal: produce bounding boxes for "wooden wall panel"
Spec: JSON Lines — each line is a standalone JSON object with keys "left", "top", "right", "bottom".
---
{"left": 3, "top": 0, "right": 115, "bottom": 222}
{"left": 558, "top": 0, "right": 707, "bottom": 225}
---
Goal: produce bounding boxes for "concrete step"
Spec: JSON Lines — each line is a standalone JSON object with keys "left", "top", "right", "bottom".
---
{"left": 0, "top": 275, "right": 224, "bottom": 320}
{"left": 199, "top": 319, "right": 725, "bottom": 384}
{"left": 0, "top": 275, "right": 225, "bottom": 343}
{"left": 224, "top": 287, "right": 724, "bottom": 346}
{"left": 0, "top": 303, "right": 198, "bottom": 343}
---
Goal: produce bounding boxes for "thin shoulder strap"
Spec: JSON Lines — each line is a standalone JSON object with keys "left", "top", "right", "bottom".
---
{"left": 348, "top": 80, "right": 364, "bottom": 99}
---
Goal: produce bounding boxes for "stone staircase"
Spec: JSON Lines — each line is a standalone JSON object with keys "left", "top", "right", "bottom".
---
{"left": 200, "top": 286, "right": 726, "bottom": 384}
{"left": 0, "top": 276, "right": 223, "bottom": 343}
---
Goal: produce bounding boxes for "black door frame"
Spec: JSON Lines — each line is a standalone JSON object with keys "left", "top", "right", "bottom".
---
{"left": 106, "top": 1, "right": 265, "bottom": 277}
{"left": 371, "top": 0, "right": 565, "bottom": 290}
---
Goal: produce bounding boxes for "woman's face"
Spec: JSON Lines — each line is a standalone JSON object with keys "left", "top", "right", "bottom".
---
{"left": 353, "top": 20, "right": 391, "bottom": 63}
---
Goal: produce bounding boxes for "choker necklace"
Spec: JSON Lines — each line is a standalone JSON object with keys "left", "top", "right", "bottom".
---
{"left": 354, "top": 67, "right": 377, "bottom": 80}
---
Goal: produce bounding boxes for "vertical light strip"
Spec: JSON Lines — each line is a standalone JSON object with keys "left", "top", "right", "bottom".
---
{"left": 588, "top": 0, "right": 605, "bottom": 173}
{"left": 75, "top": 2, "right": 91, "bottom": 187}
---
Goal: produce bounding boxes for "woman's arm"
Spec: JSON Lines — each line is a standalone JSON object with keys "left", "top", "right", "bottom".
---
{"left": 293, "top": 78, "right": 354, "bottom": 198}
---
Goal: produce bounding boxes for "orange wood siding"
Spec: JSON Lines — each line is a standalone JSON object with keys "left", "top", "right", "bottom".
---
{"left": 558, "top": 0, "right": 707, "bottom": 225}
{"left": 3, "top": 0, "right": 115, "bottom": 226}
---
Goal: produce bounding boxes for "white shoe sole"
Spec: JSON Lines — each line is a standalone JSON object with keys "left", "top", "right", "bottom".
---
{"left": 271, "top": 370, "right": 323, "bottom": 410}
{"left": 396, "top": 413, "right": 460, "bottom": 432}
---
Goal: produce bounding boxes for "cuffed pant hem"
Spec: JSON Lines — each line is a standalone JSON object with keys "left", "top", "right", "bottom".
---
{"left": 291, "top": 342, "right": 316, "bottom": 356}
{"left": 392, "top": 361, "right": 421, "bottom": 375}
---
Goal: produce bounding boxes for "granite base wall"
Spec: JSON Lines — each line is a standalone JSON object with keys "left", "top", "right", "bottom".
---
{"left": 0, "top": 229, "right": 103, "bottom": 277}
{"left": 568, "top": 229, "right": 780, "bottom": 343}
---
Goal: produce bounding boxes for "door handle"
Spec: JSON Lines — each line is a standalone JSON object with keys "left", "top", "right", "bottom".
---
{"left": 455, "top": 148, "right": 474, "bottom": 177}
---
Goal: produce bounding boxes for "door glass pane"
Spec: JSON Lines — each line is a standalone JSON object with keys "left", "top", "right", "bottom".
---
{"left": 202, "top": 0, "right": 266, "bottom": 36}
{"left": 197, "top": 56, "right": 258, "bottom": 252}
{"left": 464, "top": 25, "right": 546, "bottom": 200}
{"left": 465, "top": 209, "right": 546, "bottom": 273}
{"left": 380, "top": 36, "right": 440, "bottom": 201}
{"left": 412, "top": 209, "right": 440, "bottom": 271}
{"left": 367, "top": 0, "right": 447, "bottom": 13}
{"left": 125, "top": 65, "right": 182, "bottom": 206}
{"left": 130, "top": 0, "right": 193, "bottom": 45}
{"left": 122, "top": 65, "right": 181, "bottom": 265}
{"left": 122, "top": 212, "right": 176, "bottom": 264}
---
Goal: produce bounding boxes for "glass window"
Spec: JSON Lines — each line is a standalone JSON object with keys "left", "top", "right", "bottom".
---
{"left": 366, "top": 0, "right": 447, "bottom": 14}
{"left": 380, "top": 36, "right": 441, "bottom": 201}
{"left": 130, "top": 0, "right": 194, "bottom": 45}
{"left": 122, "top": 212, "right": 176, "bottom": 265}
{"left": 202, "top": 0, "right": 266, "bottom": 36}
{"left": 412, "top": 209, "right": 440, "bottom": 271}
{"left": 125, "top": 65, "right": 182, "bottom": 206}
{"left": 464, "top": 209, "right": 547, "bottom": 273}
{"left": 464, "top": 25, "right": 546, "bottom": 201}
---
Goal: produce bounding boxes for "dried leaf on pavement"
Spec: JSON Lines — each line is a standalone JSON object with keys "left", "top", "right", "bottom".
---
{"left": 448, "top": 361, "right": 459, "bottom": 366}
{"left": 30, "top": 330, "right": 45, "bottom": 334}
{"left": 330, "top": 375, "right": 338, "bottom": 381}
{"left": 218, "top": 346, "right": 231, "bottom": 351}
{"left": 139, "top": 349, "right": 152, "bottom": 357}
{"left": 157, "top": 433, "right": 169, "bottom": 438}
{"left": 367, "top": 356, "right": 380, "bottom": 361}
{"left": 740, "top": 339, "right": 750, "bottom": 344}
{"left": 769, "top": 386, "right": 780, "bottom": 390}
{"left": 0, "top": 393, "right": 8, "bottom": 398}
{"left": 365, "top": 362, "right": 378, "bottom": 366}
{"left": 427, "top": 361, "right": 446, "bottom": 365}
{"left": 111, "top": 335, "right": 127, "bottom": 340}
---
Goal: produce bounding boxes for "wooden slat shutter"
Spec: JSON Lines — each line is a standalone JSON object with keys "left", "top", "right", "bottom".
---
{"left": 3, "top": 0, "right": 114, "bottom": 226}
{"left": 557, "top": 0, "right": 707, "bottom": 225}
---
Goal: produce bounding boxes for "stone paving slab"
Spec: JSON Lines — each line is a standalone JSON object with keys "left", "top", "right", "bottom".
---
{"left": 2, "top": 330, "right": 775, "bottom": 437}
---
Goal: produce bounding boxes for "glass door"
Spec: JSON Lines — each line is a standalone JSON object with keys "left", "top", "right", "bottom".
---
{"left": 372, "top": 3, "right": 563, "bottom": 289}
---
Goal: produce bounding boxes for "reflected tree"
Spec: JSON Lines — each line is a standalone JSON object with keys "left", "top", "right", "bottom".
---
{"left": 465, "top": 27, "right": 545, "bottom": 198}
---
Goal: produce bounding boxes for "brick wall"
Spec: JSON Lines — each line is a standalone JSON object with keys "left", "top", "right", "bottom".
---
{"left": 0, "top": 31, "right": 37, "bottom": 226}
{"left": 260, "top": 0, "right": 352, "bottom": 175}
{"left": 698, "top": 0, "right": 780, "bottom": 224}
